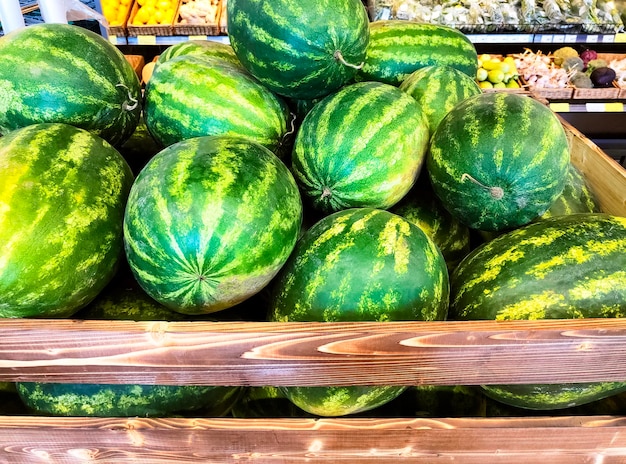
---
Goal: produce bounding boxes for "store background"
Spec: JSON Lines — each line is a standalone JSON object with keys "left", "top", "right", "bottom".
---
{"left": 2, "top": 0, "right": 626, "bottom": 166}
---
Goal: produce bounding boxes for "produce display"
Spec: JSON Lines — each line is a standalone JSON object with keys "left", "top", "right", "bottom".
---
{"left": 1, "top": 6, "right": 626, "bottom": 423}
{"left": 101, "top": 0, "right": 133, "bottom": 26}
{"left": 513, "top": 46, "right": 626, "bottom": 93}
{"left": 474, "top": 54, "right": 521, "bottom": 89}
{"left": 373, "top": 0, "right": 624, "bottom": 33}
{"left": 177, "top": 0, "right": 221, "bottom": 26}
{"left": 131, "top": 0, "right": 178, "bottom": 25}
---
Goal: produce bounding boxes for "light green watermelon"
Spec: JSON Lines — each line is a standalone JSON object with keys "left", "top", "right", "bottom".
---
{"left": 0, "top": 123, "right": 134, "bottom": 318}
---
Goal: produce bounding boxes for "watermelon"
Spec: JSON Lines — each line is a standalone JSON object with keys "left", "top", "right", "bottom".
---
{"left": 269, "top": 207, "right": 449, "bottom": 416}
{"left": 231, "top": 386, "right": 313, "bottom": 418}
{"left": 427, "top": 92, "right": 570, "bottom": 231}
{"left": 227, "top": 0, "right": 370, "bottom": 99}
{"left": 156, "top": 40, "right": 243, "bottom": 68}
{"left": 0, "top": 123, "right": 133, "bottom": 318}
{"left": 16, "top": 382, "right": 242, "bottom": 418}
{"left": 358, "top": 20, "right": 479, "bottom": 86}
{"left": 144, "top": 55, "right": 291, "bottom": 155}
{"left": 539, "top": 163, "right": 600, "bottom": 219}
{"left": 291, "top": 81, "right": 429, "bottom": 213}
{"left": 390, "top": 183, "right": 471, "bottom": 271}
{"left": 399, "top": 65, "right": 482, "bottom": 136}
{"left": 124, "top": 135, "right": 303, "bottom": 315}
{"left": 0, "top": 23, "right": 141, "bottom": 146}
{"left": 449, "top": 213, "right": 626, "bottom": 409}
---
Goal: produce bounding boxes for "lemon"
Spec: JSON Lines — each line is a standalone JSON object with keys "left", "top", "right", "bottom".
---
{"left": 506, "top": 79, "right": 521, "bottom": 89}
{"left": 476, "top": 68, "right": 488, "bottom": 81}
{"left": 479, "top": 81, "right": 493, "bottom": 89}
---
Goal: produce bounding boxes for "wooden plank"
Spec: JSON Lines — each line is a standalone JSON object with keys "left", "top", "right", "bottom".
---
{"left": 0, "top": 319, "right": 626, "bottom": 386}
{"left": 561, "top": 118, "right": 626, "bottom": 216}
{"left": 0, "top": 415, "right": 624, "bottom": 463}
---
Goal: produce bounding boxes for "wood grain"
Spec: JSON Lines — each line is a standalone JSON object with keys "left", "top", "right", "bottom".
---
{"left": 0, "top": 415, "right": 624, "bottom": 463}
{"left": 0, "top": 319, "right": 625, "bottom": 386}
{"left": 562, "top": 117, "right": 626, "bottom": 216}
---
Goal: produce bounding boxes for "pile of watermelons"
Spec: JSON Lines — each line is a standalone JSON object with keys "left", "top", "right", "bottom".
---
{"left": 0, "top": 0, "right": 625, "bottom": 418}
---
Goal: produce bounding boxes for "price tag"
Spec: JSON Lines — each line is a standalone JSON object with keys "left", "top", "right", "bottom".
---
{"left": 615, "top": 33, "right": 626, "bottom": 43}
{"left": 604, "top": 102, "right": 624, "bottom": 112}
{"left": 108, "top": 35, "right": 118, "bottom": 45}
{"left": 539, "top": 34, "right": 553, "bottom": 43}
{"left": 565, "top": 34, "right": 578, "bottom": 42}
{"left": 188, "top": 35, "right": 207, "bottom": 41}
{"left": 586, "top": 103, "right": 608, "bottom": 112}
{"left": 602, "top": 34, "right": 615, "bottom": 43}
{"left": 552, "top": 35, "right": 565, "bottom": 43}
{"left": 549, "top": 103, "right": 570, "bottom": 112}
{"left": 585, "top": 35, "right": 599, "bottom": 43}
{"left": 137, "top": 35, "right": 157, "bottom": 45}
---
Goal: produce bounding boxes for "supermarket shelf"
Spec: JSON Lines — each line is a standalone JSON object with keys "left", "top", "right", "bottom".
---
{"left": 106, "top": 31, "right": 626, "bottom": 46}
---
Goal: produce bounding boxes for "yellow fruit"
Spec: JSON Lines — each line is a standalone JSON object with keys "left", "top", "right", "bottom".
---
{"left": 479, "top": 54, "right": 492, "bottom": 63}
{"left": 493, "top": 82, "right": 507, "bottom": 89}
{"left": 487, "top": 69, "right": 505, "bottom": 84}
{"left": 476, "top": 68, "right": 488, "bottom": 81}
{"left": 134, "top": 6, "right": 150, "bottom": 23}
{"left": 479, "top": 81, "right": 494, "bottom": 89}
{"left": 506, "top": 79, "right": 521, "bottom": 89}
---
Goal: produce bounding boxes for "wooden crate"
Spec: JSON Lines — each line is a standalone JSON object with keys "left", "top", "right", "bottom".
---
{"left": 0, "top": 121, "right": 625, "bottom": 462}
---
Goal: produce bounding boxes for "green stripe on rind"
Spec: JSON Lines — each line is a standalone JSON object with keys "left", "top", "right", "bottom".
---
{"left": 292, "top": 82, "right": 429, "bottom": 213}
{"left": 123, "top": 135, "right": 303, "bottom": 315}
{"left": 226, "top": 0, "right": 369, "bottom": 99}
{"left": 391, "top": 187, "right": 471, "bottom": 272}
{"left": 144, "top": 55, "right": 289, "bottom": 153}
{"left": 399, "top": 65, "right": 482, "bottom": 136}
{"left": 482, "top": 382, "right": 626, "bottom": 411}
{"left": 0, "top": 23, "right": 141, "bottom": 146}
{"left": 156, "top": 40, "right": 243, "bottom": 68}
{"left": 450, "top": 213, "right": 626, "bottom": 321}
{"left": 0, "top": 123, "right": 134, "bottom": 318}
{"left": 278, "top": 386, "right": 407, "bottom": 417}
{"left": 269, "top": 208, "right": 449, "bottom": 323}
{"left": 539, "top": 163, "right": 600, "bottom": 219}
{"left": 17, "top": 382, "right": 242, "bottom": 417}
{"left": 427, "top": 92, "right": 570, "bottom": 231}
{"left": 270, "top": 207, "right": 447, "bottom": 417}
{"left": 358, "top": 20, "right": 479, "bottom": 86}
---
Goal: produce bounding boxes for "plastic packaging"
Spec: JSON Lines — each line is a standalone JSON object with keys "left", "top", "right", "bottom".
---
{"left": 0, "top": 0, "right": 26, "bottom": 33}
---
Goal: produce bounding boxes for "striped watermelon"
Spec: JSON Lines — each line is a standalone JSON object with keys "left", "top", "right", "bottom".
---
{"left": 0, "top": 23, "right": 141, "bottom": 146}
{"left": 144, "top": 55, "right": 291, "bottom": 155}
{"left": 124, "top": 135, "right": 303, "bottom": 315}
{"left": 0, "top": 123, "right": 134, "bottom": 318}
{"left": 539, "top": 163, "right": 600, "bottom": 219}
{"left": 358, "top": 20, "right": 479, "bottom": 86}
{"left": 16, "top": 382, "right": 242, "bottom": 418}
{"left": 269, "top": 207, "right": 449, "bottom": 416}
{"left": 399, "top": 65, "right": 482, "bottom": 136}
{"left": 156, "top": 40, "right": 243, "bottom": 68}
{"left": 390, "top": 183, "right": 471, "bottom": 271}
{"left": 450, "top": 213, "right": 626, "bottom": 321}
{"left": 227, "top": 0, "right": 370, "bottom": 99}
{"left": 449, "top": 213, "right": 626, "bottom": 409}
{"left": 428, "top": 92, "right": 570, "bottom": 231}
{"left": 292, "top": 81, "right": 429, "bottom": 213}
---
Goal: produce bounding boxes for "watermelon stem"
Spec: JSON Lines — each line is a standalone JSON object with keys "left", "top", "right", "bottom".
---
{"left": 321, "top": 186, "right": 332, "bottom": 199}
{"left": 116, "top": 83, "right": 139, "bottom": 112}
{"left": 333, "top": 50, "right": 364, "bottom": 70}
{"left": 461, "top": 173, "right": 504, "bottom": 200}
